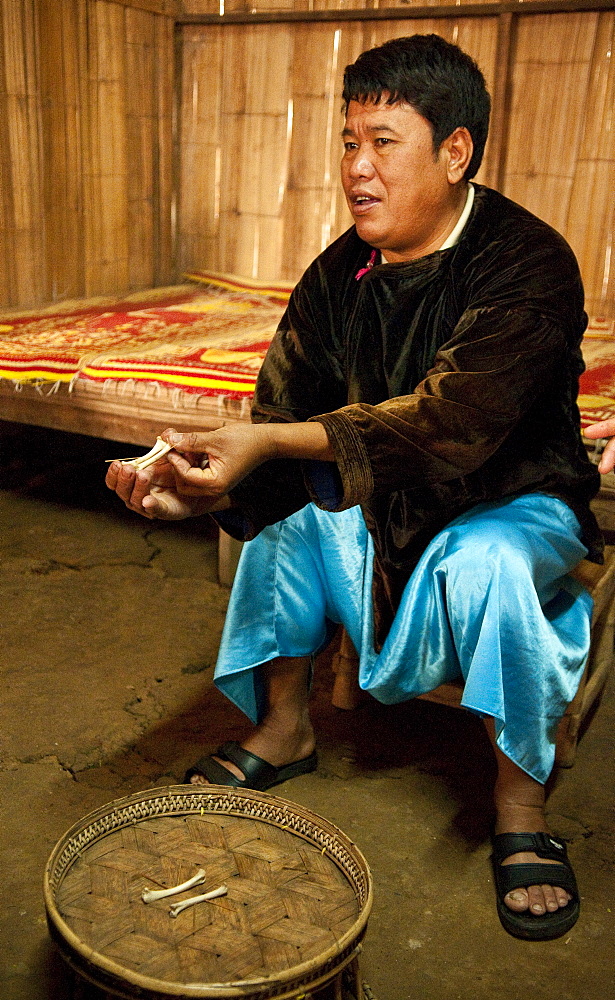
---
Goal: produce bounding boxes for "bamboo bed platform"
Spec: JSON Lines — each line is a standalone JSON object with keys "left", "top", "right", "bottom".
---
{"left": 1, "top": 282, "right": 613, "bottom": 449}
{"left": 0, "top": 273, "right": 293, "bottom": 447}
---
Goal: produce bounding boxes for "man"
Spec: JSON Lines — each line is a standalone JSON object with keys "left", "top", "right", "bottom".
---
{"left": 107, "top": 35, "right": 601, "bottom": 941}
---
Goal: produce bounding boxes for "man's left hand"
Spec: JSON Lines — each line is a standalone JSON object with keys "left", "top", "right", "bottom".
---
{"left": 162, "top": 424, "right": 278, "bottom": 498}
{"left": 161, "top": 420, "right": 335, "bottom": 498}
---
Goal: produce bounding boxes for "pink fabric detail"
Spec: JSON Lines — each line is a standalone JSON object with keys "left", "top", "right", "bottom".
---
{"left": 355, "top": 250, "right": 377, "bottom": 280}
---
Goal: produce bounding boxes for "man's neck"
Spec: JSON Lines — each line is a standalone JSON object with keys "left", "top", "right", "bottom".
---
{"left": 381, "top": 183, "right": 473, "bottom": 263}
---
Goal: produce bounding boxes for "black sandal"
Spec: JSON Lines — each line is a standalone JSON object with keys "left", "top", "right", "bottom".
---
{"left": 183, "top": 740, "right": 318, "bottom": 791}
{"left": 491, "top": 832, "right": 580, "bottom": 940}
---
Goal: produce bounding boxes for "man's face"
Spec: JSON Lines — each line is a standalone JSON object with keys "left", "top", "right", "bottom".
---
{"left": 341, "top": 97, "right": 456, "bottom": 262}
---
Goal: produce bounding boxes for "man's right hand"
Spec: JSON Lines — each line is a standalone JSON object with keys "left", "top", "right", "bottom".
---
{"left": 105, "top": 455, "right": 230, "bottom": 520}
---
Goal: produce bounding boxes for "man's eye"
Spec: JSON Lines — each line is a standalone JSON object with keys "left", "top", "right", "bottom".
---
{"left": 375, "top": 137, "right": 392, "bottom": 147}
{"left": 343, "top": 142, "right": 357, "bottom": 152}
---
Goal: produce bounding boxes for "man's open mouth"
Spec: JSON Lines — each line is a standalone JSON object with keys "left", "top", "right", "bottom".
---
{"left": 351, "top": 194, "right": 380, "bottom": 212}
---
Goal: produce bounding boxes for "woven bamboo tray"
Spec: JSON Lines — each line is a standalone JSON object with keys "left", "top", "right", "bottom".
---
{"left": 44, "top": 785, "right": 373, "bottom": 999}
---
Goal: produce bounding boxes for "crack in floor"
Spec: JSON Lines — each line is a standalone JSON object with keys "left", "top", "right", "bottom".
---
{"left": 10, "top": 754, "right": 78, "bottom": 780}
{"left": 143, "top": 527, "right": 164, "bottom": 568}
{"left": 26, "top": 557, "right": 164, "bottom": 575}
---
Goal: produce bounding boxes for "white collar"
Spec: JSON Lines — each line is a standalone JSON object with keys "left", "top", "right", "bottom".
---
{"left": 439, "top": 182, "right": 475, "bottom": 250}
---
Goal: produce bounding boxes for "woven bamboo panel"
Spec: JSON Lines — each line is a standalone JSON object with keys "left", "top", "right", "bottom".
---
{"left": 40, "top": 0, "right": 88, "bottom": 303}
{"left": 0, "top": 0, "right": 45, "bottom": 307}
{"left": 181, "top": 1, "right": 317, "bottom": 10}
{"left": 3, "top": 4, "right": 610, "bottom": 315}
{"left": 179, "top": 25, "right": 224, "bottom": 272}
{"left": 564, "top": 11, "right": 615, "bottom": 318}
{"left": 84, "top": 0, "right": 175, "bottom": 296}
{"left": 45, "top": 786, "right": 371, "bottom": 999}
{"left": 381, "top": 0, "right": 496, "bottom": 6}
{"left": 154, "top": 14, "right": 176, "bottom": 286}
{"left": 182, "top": 0, "right": 221, "bottom": 11}
{"left": 221, "top": 23, "right": 293, "bottom": 280}
{"left": 283, "top": 22, "right": 363, "bottom": 275}
{"left": 502, "top": 9, "right": 615, "bottom": 317}
{"left": 0, "top": 0, "right": 175, "bottom": 310}
{"left": 504, "top": 13, "right": 598, "bottom": 233}
{"left": 180, "top": 23, "right": 295, "bottom": 280}
{"left": 84, "top": 1, "right": 131, "bottom": 295}
{"left": 181, "top": 1, "right": 499, "bottom": 13}
{"left": 108, "top": 1, "right": 180, "bottom": 12}
{"left": 179, "top": 11, "right": 612, "bottom": 309}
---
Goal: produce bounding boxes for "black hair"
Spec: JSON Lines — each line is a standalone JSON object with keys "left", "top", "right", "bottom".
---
{"left": 342, "top": 34, "right": 491, "bottom": 180}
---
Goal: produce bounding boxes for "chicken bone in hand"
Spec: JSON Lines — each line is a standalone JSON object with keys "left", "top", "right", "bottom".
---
{"left": 105, "top": 422, "right": 259, "bottom": 521}
{"left": 105, "top": 421, "right": 333, "bottom": 521}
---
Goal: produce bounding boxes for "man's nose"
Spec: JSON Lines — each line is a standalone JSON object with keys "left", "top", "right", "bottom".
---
{"left": 347, "top": 145, "right": 376, "bottom": 178}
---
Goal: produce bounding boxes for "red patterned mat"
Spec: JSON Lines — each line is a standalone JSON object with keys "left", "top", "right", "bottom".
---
{"left": 578, "top": 317, "right": 615, "bottom": 428}
{"left": 0, "top": 275, "right": 292, "bottom": 399}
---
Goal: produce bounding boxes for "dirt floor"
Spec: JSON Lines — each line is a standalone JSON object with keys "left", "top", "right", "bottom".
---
{"left": 0, "top": 422, "right": 613, "bottom": 1000}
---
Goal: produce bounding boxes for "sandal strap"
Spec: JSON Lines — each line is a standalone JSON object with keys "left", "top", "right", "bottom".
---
{"left": 184, "top": 754, "right": 246, "bottom": 787}
{"left": 491, "top": 831, "right": 569, "bottom": 865}
{"left": 217, "top": 740, "right": 277, "bottom": 787}
{"left": 494, "top": 861, "right": 578, "bottom": 900}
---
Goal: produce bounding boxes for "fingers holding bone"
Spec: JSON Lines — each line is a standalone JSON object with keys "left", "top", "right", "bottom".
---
{"left": 105, "top": 430, "right": 233, "bottom": 518}
{"left": 106, "top": 436, "right": 173, "bottom": 471}
{"left": 162, "top": 423, "right": 275, "bottom": 497}
{"left": 105, "top": 460, "right": 161, "bottom": 517}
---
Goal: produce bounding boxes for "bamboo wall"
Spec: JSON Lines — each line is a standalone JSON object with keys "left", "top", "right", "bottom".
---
{"left": 180, "top": 2, "right": 508, "bottom": 12}
{"left": 1, "top": 3, "right": 613, "bottom": 315}
{"left": 178, "top": 5, "right": 615, "bottom": 317}
{"left": 0, "top": 0, "right": 175, "bottom": 309}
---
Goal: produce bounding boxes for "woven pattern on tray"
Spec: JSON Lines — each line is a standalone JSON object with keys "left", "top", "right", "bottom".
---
{"left": 0, "top": 275, "right": 293, "bottom": 399}
{"left": 55, "top": 810, "right": 359, "bottom": 986}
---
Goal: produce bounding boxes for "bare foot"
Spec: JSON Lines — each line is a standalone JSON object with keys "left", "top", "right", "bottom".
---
{"left": 495, "top": 803, "right": 572, "bottom": 916}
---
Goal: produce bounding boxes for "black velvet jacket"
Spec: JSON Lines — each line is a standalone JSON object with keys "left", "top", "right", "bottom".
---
{"left": 222, "top": 185, "right": 601, "bottom": 646}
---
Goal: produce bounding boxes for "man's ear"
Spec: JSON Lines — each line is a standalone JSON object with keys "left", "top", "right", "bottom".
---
{"left": 441, "top": 127, "right": 474, "bottom": 183}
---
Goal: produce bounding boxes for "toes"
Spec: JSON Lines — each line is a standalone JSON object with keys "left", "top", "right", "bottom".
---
{"left": 503, "top": 884, "right": 572, "bottom": 915}
{"left": 540, "top": 884, "right": 560, "bottom": 913}
{"left": 527, "top": 884, "right": 548, "bottom": 915}
{"left": 523, "top": 884, "right": 572, "bottom": 915}
{"left": 555, "top": 886, "right": 573, "bottom": 908}
{"left": 188, "top": 756, "right": 246, "bottom": 785}
{"left": 504, "top": 888, "right": 529, "bottom": 912}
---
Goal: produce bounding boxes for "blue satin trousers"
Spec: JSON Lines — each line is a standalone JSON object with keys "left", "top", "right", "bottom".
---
{"left": 214, "top": 495, "right": 592, "bottom": 783}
